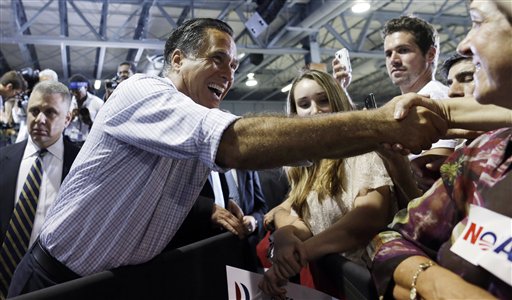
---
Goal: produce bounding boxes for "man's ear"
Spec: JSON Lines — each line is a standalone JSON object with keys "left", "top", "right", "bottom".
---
{"left": 426, "top": 46, "right": 437, "bottom": 64}
{"left": 64, "top": 111, "right": 72, "bottom": 128}
{"left": 171, "top": 49, "right": 185, "bottom": 72}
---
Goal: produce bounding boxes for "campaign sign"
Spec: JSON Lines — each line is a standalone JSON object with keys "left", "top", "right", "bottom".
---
{"left": 226, "top": 265, "right": 338, "bottom": 300}
{"left": 450, "top": 205, "right": 512, "bottom": 286}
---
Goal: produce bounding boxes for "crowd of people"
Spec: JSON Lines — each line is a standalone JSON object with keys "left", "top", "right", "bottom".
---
{"left": 1, "top": 1, "right": 511, "bottom": 299}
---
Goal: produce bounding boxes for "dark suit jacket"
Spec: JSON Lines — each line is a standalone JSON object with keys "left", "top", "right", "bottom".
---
{"left": 257, "top": 167, "right": 290, "bottom": 210}
{"left": 0, "top": 137, "right": 80, "bottom": 243}
{"left": 232, "top": 170, "right": 268, "bottom": 239}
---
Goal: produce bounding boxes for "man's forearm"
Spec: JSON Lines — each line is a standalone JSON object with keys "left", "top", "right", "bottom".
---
{"left": 217, "top": 105, "right": 445, "bottom": 169}
{"left": 218, "top": 111, "right": 379, "bottom": 169}
{"left": 441, "top": 97, "right": 512, "bottom": 131}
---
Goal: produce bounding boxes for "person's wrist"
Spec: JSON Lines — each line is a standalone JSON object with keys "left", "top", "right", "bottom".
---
{"left": 410, "top": 260, "right": 436, "bottom": 300}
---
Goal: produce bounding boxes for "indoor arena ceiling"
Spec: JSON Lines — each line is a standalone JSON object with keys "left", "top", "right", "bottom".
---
{"left": 0, "top": 0, "right": 471, "bottom": 106}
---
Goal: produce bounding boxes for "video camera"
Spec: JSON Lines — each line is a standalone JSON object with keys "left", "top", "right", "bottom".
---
{"left": 104, "top": 75, "right": 120, "bottom": 90}
{"left": 19, "top": 67, "right": 40, "bottom": 90}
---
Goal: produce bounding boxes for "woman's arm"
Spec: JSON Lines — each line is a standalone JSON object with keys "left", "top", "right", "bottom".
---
{"left": 394, "top": 95, "right": 512, "bottom": 132}
{"left": 264, "top": 197, "right": 298, "bottom": 230}
{"left": 392, "top": 256, "right": 496, "bottom": 300}
{"left": 302, "top": 186, "right": 391, "bottom": 262}
{"left": 270, "top": 220, "right": 313, "bottom": 279}
{"left": 377, "top": 148, "right": 423, "bottom": 207}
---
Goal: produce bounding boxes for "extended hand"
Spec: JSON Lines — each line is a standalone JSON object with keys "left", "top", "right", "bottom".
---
{"left": 211, "top": 204, "right": 246, "bottom": 238}
{"left": 243, "top": 215, "right": 257, "bottom": 233}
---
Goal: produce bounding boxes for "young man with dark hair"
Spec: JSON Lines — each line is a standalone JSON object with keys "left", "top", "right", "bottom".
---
{"left": 382, "top": 15, "right": 457, "bottom": 192}
{"left": 0, "top": 71, "right": 27, "bottom": 102}
{"left": 441, "top": 53, "right": 476, "bottom": 98}
{"left": 117, "top": 61, "right": 135, "bottom": 82}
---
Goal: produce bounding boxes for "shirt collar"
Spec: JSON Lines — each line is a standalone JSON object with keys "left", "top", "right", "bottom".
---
{"left": 26, "top": 135, "right": 65, "bottom": 161}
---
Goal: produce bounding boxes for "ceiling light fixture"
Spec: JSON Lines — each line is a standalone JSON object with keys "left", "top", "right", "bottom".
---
{"left": 94, "top": 79, "right": 102, "bottom": 90}
{"left": 281, "top": 83, "right": 292, "bottom": 93}
{"left": 245, "top": 72, "right": 258, "bottom": 87}
{"left": 351, "top": 1, "right": 370, "bottom": 13}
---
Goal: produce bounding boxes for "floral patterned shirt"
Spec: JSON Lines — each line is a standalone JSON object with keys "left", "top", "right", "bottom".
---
{"left": 367, "top": 128, "right": 512, "bottom": 299}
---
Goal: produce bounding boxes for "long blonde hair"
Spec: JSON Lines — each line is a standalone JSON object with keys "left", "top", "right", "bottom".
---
{"left": 286, "top": 69, "right": 355, "bottom": 220}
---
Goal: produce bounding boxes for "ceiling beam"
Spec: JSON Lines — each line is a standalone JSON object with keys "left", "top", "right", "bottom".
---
{"left": 68, "top": 0, "right": 104, "bottom": 40}
{"left": 16, "top": 0, "right": 54, "bottom": 35}
{"left": 94, "top": 0, "right": 109, "bottom": 79}
{"left": 12, "top": 0, "right": 40, "bottom": 70}
{"left": 126, "top": 1, "right": 153, "bottom": 62}
{"left": 0, "top": 49, "right": 11, "bottom": 74}
{"left": 156, "top": 3, "right": 177, "bottom": 28}
{"left": 58, "top": 0, "right": 70, "bottom": 79}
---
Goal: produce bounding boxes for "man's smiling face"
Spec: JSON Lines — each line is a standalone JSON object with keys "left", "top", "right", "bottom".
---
{"left": 176, "top": 28, "right": 239, "bottom": 108}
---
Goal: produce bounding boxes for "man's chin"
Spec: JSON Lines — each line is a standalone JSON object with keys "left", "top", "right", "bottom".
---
{"left": 201, "top": 97, "right": 221, "bottom": 109}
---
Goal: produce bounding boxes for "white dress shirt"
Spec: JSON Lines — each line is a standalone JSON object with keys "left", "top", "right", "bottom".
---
{"left": 209, "top": 171, "right": 226, "bottom": 208}
{"left": 15, "top": 135, "right": 64, "bottom": 247}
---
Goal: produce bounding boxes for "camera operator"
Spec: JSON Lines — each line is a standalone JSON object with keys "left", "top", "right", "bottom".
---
{"left": 64, "top": 74, "right": 103, "bottom": 146}
{"left": 0, "top": 70, "right": 27, "bottom": 147}
{"left": 104, "top": 61, "right": 135, "bottom": 101}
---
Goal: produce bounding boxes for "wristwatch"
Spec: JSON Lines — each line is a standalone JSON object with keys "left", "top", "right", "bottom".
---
{"left": 410, "top": 260, "right": 435, "bottom": 300}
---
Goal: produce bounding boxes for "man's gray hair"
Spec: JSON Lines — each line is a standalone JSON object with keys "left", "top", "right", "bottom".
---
{"left": 31, "top": 80, "right": 71, "bottom": 109}
{"left": 39, "top": 69, "right": 59, "bottom": 81}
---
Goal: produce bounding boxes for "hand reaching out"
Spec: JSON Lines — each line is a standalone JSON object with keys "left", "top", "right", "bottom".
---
{"left": 211, "top": 204, "right": 246, "bottom": 238}
{"left": 243, "top": 215, "right": 257, "bottom": 233}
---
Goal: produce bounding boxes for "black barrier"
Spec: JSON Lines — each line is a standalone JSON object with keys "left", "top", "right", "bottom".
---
{"left": 10, "top": 233, "right": 377, "bottom": 300}
{"left": 317, "top": 253, "right": 378, "bottom": 300}
{"left": 10, "top": 232, "right": 255, "bottom": 300}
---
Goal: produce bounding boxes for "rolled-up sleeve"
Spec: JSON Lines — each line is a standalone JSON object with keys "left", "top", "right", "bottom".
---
{"left": 103, "top": 74, "right": 240, "bottom": 170}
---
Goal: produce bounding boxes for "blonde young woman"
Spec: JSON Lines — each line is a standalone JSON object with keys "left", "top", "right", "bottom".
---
{"left": 259, "top": 69, "right": 396, "bottom": 298}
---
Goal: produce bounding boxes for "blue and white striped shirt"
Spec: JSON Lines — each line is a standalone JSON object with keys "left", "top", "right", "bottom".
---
{"left": 39, "top": 74, "right": 240, "bottom": 275}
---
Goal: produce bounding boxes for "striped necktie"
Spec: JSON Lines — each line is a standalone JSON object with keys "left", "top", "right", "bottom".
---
{"left": 0, "top": 149, "right": 47, "bottom": 298}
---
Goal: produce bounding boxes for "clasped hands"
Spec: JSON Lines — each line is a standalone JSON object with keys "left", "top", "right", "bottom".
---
{"left": 379, "top": 93, "right": 480, "bottom": 155}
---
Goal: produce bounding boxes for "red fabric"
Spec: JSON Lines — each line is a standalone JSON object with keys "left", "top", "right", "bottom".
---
{"left": 256, "top": 231, "right": 272, "bottom": 268}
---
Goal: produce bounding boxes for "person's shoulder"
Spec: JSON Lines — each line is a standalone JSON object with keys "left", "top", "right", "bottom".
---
{"left": 87, "top": 92, "right": 104, "bottom": 104}
{"left": 63, "top": 136, "right": 82, "bottom": 153}
{"left": 420, "top": 80, "right": 448, "bottom": 95}
{"left": 129, "top": 73, "right": 167, "bottom": 83}
{"left": 0, "top": 140, "right": 27, "bottom": 157}
{"left": 121, "top": 73, "right": 175, "bottom": 92}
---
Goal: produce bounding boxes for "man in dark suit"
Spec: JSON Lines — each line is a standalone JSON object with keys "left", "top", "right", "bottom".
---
{"left": 0, "top": 81, "right": 80, "bottom": 295}
{"left": 225, "top": 169, "right": 267, "bottom": 241}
